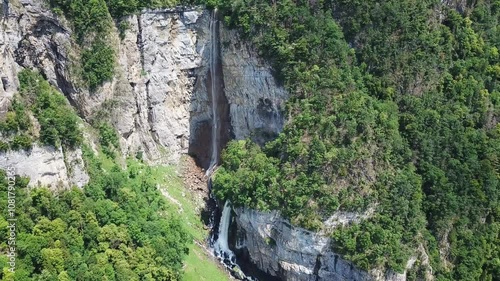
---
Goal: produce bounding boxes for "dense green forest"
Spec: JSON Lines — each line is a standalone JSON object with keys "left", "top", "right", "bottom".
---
{"left": 0, "top": 153, "right": 190, "bottom": 280}
{"left": 0, "top": 71, "right": 191, "bottom": 280}
{"left": 210, "top": 0, "right": 500, "bottom": 279}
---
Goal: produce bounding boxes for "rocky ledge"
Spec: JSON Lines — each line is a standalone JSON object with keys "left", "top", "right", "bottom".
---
{"left": 233, "top": 207, "right": 413, "bottom": 281}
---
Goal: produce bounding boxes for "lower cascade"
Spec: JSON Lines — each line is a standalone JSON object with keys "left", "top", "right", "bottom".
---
{"left": 214, "top": 201, "right": 235, "bottom": 263}
{"left": 212, "top": 201, "right": 252, "bottom": 280}
{"left": 210, "top": 199, "right": 254, "bottom": 280}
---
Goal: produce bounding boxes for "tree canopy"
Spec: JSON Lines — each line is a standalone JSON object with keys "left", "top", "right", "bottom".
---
{"left": 0, "top": 151, "right": 191, "bottom": 280}
{"left": 210, "top": 0, "right": 500, "bottom": 279}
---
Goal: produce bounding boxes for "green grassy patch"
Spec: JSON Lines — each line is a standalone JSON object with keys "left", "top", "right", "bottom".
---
{"left": 124, "top": 159, "right": 230, "bottom": 281}
{"left": 182, "top": 244, "right": 229, "bottom": 281}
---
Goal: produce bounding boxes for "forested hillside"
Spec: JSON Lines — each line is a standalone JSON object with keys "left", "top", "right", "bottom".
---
{"left": 0, "top": 157, "right": 190, "bottom": 280}
{"left": 0, "top": 0, "right": 498, "bottom": 280}
{"left": 0, "top": 71, "right": 191, "bottom": 280}
{"left": 211, "top": 0, "right": 500, "bottom": 279}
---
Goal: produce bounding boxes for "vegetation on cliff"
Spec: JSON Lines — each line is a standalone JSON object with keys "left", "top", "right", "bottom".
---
{"left": 1, "top": 0, "right": 497, "bottom": 279}
{"left": 210, "top": 0, "right": 500, "bottom": 279}
{"left": 0, "top": 70, "right": 82, "bottom": 150}
{"left": 49, "top": 0, "right": 185, "bottom": 90}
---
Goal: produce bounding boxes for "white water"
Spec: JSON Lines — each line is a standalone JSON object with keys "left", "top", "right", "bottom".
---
{"left": 206, "top": 8, "right": 219, "bottom": 176}
{"left": 214, "top": 201, "right": 236, "bottom": 263}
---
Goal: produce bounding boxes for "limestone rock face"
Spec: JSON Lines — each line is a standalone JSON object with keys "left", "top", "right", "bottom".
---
{"left": 234, "top": 208, "right": 408, "bottom": 281}
{"left": 65, "top": 148, "right": 90, "bottom": 188}
{"left": 0, "top": 0, "right": 42, "bottom": 113}
{"left": 112, "top": 9, "right": 208, "bottom": 164}
{"left": 1, "top": 2, "right": 288, "bottom": 166}
{"left": 0, "top": 145, "right": 89, "bottom": 189}
{"left": 221, "top": 29, "right": 287, "bottom": 144}
{"left": 1, "top": 0, "right": 82, "bottom": 113}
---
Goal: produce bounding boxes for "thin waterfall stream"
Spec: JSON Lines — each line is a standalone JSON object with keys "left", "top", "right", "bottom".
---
{"left": 205, "top": 9, "right": 281, "bottom": 281}
{"left": 205, "top": 8, "right": 254, "bottom": 281}
{"left": 206, "top": 7, "right": 220, "bottom": 177}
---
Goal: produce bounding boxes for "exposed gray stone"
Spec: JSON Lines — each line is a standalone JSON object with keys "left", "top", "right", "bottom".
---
{"left": 221, "top": 29, "right": 288, "bottom": 144}
{"left": 0, "top": 145, "right": 88, "bottom": 190}
{"left": 65, "top": 148, "right": 90, "bottom": 188}
{"left": 234, "top": 207, "right": 409, "bottom": 281}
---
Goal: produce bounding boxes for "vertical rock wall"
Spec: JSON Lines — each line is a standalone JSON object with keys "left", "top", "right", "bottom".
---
{"left": 114, "top": 8, "right": 288, "bottom": 165}
{"left": 1, "top": 2, "right": 288, "bottom": 167}
{"left": 234, "top": 208, "right": 410, "bottom": 281}
{"left": 114, "top": 9, "right": 208, "bottom": 164}
{"left": 0, "top": 145, "right": 89, "bottom": 189}
{"left": 221, "top": 29, "right": 288, "bottom": 145}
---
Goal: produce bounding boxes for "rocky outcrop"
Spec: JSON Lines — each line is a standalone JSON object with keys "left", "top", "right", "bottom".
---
{"left": 233, "top": 208, "right": 411, "bottom": 281}
{"left": 1, "top": 0, "right": 26, "bottom": 113}
{"left": 113, "top": 8, "right": 288, "bottom": 165}
{"left": 1, "top": 0, "right": 79, "bottom": 111}
{"left": 221, "top": 29, "right": 287, "bottom": 145}
{"left": 440, "top": 0, "right": 468, "bottom": 13}
{"left": 0, "top": 145, "right": 89, "bottom": 189}
{"left": 1, "top": 1, "right": 288, "bottom": 166}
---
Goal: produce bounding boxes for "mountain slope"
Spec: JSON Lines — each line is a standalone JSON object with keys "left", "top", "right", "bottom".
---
{"left": 211, "top": 0, "right": 500, "bottom": 279}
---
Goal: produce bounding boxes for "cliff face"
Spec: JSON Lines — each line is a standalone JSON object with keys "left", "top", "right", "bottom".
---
{"left": 112, "top": 9, "right": 206, "bottom": 164}
{"left": 221, "top": 28, "right": 287, "bottom": 144}
{"left": 233, "top": 208, "right": 411, "bottom": 281}
{"left": 0, "top": 0, "right": 88, "bottom": 189}
{"left": 115, "top": 8, "right": 287, "bottom": 165}
{"left": 0, "top": 145, "right": 88, "bottom": 189}
{"left": 0, "top": 1, "right": 287, "bottom": 180}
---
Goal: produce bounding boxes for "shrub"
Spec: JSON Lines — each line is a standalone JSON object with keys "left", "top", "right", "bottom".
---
{"left": 82, "top": 41, "right": 115, "bottom": 90}
{"left": 0, "top": 141, "right": 8, "bottom": 152}
{"left": 98, "top": 122, "right": 120, "bottom": 158}
{"left": 10, "top": 134, "right": 33, "bottom": 151}
{"left": 0, "top": 97, "right": 32, "bottom": 135}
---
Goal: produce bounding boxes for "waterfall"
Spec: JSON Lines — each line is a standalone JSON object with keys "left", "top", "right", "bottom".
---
{"left": 206, "top": 6, "right": 234, "bottom": 266}
{"left": 207, "top": 8, "right": 220, "bottom": 176}
{"left": 214, "top": 201, "right": 236, "bottom": 264}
